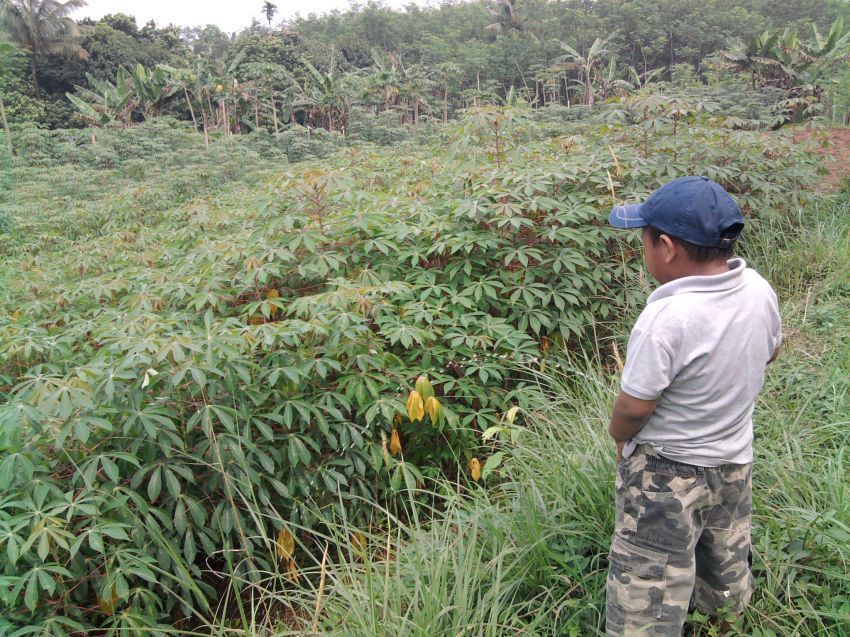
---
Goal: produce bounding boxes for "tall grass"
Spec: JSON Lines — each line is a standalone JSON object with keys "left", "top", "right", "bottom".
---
{"left": 149, "top": 194, "right": 849, "bottom": 636}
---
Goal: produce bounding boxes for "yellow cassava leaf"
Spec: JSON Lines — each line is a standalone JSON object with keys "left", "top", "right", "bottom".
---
{"left": 266, "top": 288, "right": 281, "bottom": 317}
{"left": 390, "top": 428, "right": 402, "bottom": 455}
{"left": 97, "top": 586, "right": 118, "bottom": 616}
{"left": 469, "top": 458, "right": 481, "bottom": 481}
{"left": 351, "top": 531, "right": 367, "bottom": 556}
{"left": 276, "top": 528, "right": 295, "bottom": 560}
{"left": 414, "top": 375, "right": 435, "bottom": 400}
{"left": 424, "top": 396, "right": 442, "bottom": 422}
{"left": 97, "top": 595, "right": 114, "bottom": 616}
{"left": 286, "top": 558, "right": 301, "bottom": 583}
{"left": 505, "top": 406, "right": 519, "bottom": 425}
{"left": 406, "top": 390, "right": 425, "bottom": 422}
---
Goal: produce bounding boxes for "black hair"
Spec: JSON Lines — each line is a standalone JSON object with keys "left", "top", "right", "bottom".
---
{"left": 645, "top": 225, "right": 741, "bottom": 263}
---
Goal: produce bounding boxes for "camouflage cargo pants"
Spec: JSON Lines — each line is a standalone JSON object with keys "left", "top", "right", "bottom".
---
{"left": 606, "top": 444, "right": 753, "bottom": 636}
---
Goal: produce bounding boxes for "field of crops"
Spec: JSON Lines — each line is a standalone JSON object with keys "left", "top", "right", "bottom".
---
{"left": 1, "top": 94, "right": 848, "bottom": 635}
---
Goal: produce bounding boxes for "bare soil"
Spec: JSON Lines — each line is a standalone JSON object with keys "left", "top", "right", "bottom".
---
{"left": 794, "top": 127, "right": 850, "bottom": 190}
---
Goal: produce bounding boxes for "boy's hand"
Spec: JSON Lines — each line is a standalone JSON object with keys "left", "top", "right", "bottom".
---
{"left": 608, "top": 391, "right": 658, "bottom": 458}
{"left": 768, "top": 345, "right": 781, "bottom": 364}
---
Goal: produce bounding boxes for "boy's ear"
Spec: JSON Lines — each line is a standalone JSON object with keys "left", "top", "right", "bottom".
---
{"left": 658, "top": 233, "right": 676, "bottom": 263}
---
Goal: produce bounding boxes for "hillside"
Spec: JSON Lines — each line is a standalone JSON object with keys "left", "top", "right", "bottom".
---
{"left": 0, "top": 90, "right": 848, "bottom": 634}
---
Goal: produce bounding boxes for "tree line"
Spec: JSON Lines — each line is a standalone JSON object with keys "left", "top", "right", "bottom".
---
{"left": 1, "top": 0, "right": 849, "bottom": 144}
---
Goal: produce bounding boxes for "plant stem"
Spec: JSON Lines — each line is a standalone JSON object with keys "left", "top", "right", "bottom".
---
{"left": 184, "top": 87, "right": 197, "bottom": 128}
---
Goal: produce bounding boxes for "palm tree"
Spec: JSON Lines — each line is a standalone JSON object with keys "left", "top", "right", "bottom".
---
{"left": 261, "top": 2, "right": 277, "bottom": 27}
{"left": 1, "top": 0, "right": 90, "bottom": 99}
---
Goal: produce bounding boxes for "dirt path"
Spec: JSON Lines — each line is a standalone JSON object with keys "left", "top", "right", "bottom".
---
{"left": 794, "top": 127, "right": 850, "bottom": 190}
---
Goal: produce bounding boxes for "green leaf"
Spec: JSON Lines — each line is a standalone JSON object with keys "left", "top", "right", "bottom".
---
{"left": 481, "top": 452, "right": 505, "bottom": 479}
{"left": 101, "top": 524, "right": 131, "bottom": 541}
{"left": 89, "top": 529, "right": 104, "bottom": 553}
{"left": 164, "top": 469, "right": 181, "bottom": 499}
{"left": 37, "top": 533, "right": 49, "bottom": 561}
{"left": 24, "top": 572, "right": 38, "bottom": 611}
{"left": 101, "top": 457, "right": 120, "bottom": 483}
{"left": 147, "top": 467, "right": 162, "bottom": 501}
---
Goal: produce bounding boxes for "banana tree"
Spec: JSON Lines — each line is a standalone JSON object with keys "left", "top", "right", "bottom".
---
{"left": 241, "top": 62, "right": 295, "bottom": 138}
{"left": 555, "top": 34, "right": 616, "bottom": 108}
{"left": 399, "top": 63, "right": 433, "bottom": 124}
{"left": 176, "top": 60, "right": 214, "bottom": 148}
{"left": 778, "top": 19, "right": 850, "bottom": 121}
{"left": 294, "top": 59, "right": 351, "bottom": 132}
{"left": 717, "top": 31, "right": 782, "bottom": 89}
{"left": 159, "top": 64, "right": 200, "bottom": 129}
{"left": 128, "top": 64, "right": 177, "bottom": 121}
{"left": 66, "top": 67, "right": 135, "bottom": 127}
{"left": 592, "top": 55, "right": 636, "bottom": 102}
{"left": 775, "top": 18, "right": 850, "bottom": 87}
{"left": 719, "top": 18, "right": 850, "bottom": 122}
{"left": 434, "top": 62, "right": 463, "bottom": 122}
{"left": 532, "top": 62, "right": 567, "bottom": 106}
{"left": 366, "top": 50, "right": 403, "bottom": 114}
{"left": 203, "top": 51, "right": 247, "bottom": 136}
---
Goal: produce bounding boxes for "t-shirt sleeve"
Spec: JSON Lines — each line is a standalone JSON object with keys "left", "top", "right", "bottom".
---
{"left": 620, "top": 316, "right": 677, "bottom": 401}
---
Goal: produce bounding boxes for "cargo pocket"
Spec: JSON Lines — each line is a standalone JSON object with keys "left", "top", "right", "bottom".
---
{"left": 615, "top": 456, "right": 628, "bottom": 491}
{"left": 607, "top": 536, "right": 668, "bottom": 619}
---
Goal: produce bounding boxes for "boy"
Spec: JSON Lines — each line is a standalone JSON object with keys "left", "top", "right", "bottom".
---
{"left": 605, "top": 176, "right": 782, "bottom": 636}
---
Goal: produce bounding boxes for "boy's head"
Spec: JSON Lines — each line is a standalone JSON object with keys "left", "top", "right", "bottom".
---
{"left": 609, "top": 176, "right": 745, "bottom": 284}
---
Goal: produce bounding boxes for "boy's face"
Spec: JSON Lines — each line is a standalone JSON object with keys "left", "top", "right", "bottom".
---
{"left": 640, "top": 227, "right": 730, "bottom": 284}
{"left": 641, "top": 228, "right": 684, "bottom": 285}
{"left": 640, "top": 227, "right": 672, "bottom": 284}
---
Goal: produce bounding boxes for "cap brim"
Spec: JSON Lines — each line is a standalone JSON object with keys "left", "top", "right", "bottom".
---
{"left": 608, "top": 204, "right": 648, "bottom": 229}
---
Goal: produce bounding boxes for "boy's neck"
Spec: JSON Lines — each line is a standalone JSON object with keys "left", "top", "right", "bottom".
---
{"left": 657, "top": 258, "right": 731, "bottom": 285}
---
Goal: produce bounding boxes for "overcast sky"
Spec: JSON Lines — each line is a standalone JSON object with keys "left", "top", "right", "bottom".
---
{"left": 73, "top": 1, "right": 440, "bottom": 32}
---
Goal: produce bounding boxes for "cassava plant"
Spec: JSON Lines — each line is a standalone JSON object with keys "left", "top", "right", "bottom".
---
{"left": 0, "top": 100, "right": 820, "bottom": 632}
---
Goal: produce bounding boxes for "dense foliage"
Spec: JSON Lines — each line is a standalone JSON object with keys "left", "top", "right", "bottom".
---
{"left": 0, "top": 93, "right": 822, "bottom": 632}
{"left": 0, "top": 2, "right": 845, "bottom": 635}
{"left": 1, "top": 0, "right": 850, "bottom": 136}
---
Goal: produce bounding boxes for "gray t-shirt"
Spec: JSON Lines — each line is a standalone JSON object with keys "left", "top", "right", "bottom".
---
{"left": 621, "top": 258, "right": 782, "bottom": 466}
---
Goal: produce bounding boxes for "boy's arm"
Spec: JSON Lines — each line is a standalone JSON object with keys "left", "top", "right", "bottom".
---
{"left": 608, "top": 390, "right": 658, "bottom": 462}
{"left": 767, "top": 345, "right": 781, "bottom": 364}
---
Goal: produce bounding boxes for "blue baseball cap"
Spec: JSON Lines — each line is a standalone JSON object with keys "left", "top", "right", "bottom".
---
{"left": 609, "top": 176, "right": 745, "bottom": 248}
